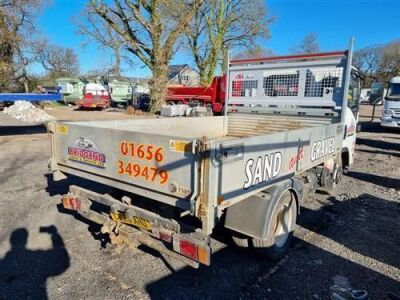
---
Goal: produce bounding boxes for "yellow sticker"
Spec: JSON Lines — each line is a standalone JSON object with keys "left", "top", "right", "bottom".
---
{"left": 169, "top": 140, "right": 191, "bottom": 153}
{"left": 56, "top": 124, "right": 69, "bottom": 134}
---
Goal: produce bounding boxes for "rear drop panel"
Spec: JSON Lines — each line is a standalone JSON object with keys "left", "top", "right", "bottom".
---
{"left": 53, "top": 122, "right": 197, "bottom": 199}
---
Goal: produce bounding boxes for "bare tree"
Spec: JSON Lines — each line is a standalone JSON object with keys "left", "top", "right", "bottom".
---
{"left": 77, "top": 7, "right": 130, "bottom": 77}
{"left": 13, "top": 40, "right": 42, "bottom": 92}
{"left": 89, "top": 0, "right": 202, "bottom": 112}
{"left": 186, "top": 0, "right": 270, "bottom": 86}
{"left": 354, "top": 40, "right": 400, "bottom": 86}
{"left": 290, "top": 33, "right": 320, "bottom": 54}
{"left": 39, "top": 43, "right": 79, "bottom": 78}
{"left": 234, "top": 46, "right": 274, "bottom": 60}
{"left": 0, "top": 6, "right": 15, "bottom": 91}
{"left": 0, "top": 0, "right": 46, "bottom": 92}
{"left": 378, "top": 40, "right": 400, "bottom": 82}
{"left": 353, "top": 46, "right": 380, "bottom": 76}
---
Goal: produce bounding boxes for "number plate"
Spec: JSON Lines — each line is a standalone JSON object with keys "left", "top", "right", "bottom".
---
{"left": 110, "top": 212, "right": 152, "bottom": 231}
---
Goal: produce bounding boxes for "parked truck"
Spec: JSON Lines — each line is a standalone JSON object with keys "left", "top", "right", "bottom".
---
{"left": 378, "top": 77, "right": 400, "bottom": 128}
{"left": 75, "top": 78, "right": 134, "bottom": 109}
{"left": 48, "top": 41, "right": 360, "bottom": 268}
{"left": 166, "top": 76, "right": 226, "bottom": 114}
{"left": 75, "top": 82, "right": 111, "bottom": 109}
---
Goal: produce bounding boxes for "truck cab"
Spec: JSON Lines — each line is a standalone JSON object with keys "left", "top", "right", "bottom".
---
{"left": 341, "top": 68, "right": 361, "bottom": 169}
{"left": 380, "top": 77, "right": 400, "bottom": 128}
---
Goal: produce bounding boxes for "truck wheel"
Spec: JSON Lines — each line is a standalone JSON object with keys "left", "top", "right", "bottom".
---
{"left": 252, "top": 190, "right": 297, "bottom": 260}
{"left": 231, "top": 232, "right": 250, "bottom": 248}
{"left": 335, "top": 165, "right": 343, "bottom": 184}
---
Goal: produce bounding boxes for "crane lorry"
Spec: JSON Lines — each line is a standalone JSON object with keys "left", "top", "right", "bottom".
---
{"left": 48, "top": 40, "right": 360, "bottom": 268}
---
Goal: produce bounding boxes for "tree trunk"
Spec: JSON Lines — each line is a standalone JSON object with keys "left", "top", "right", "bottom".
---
{"left": 199, "top": 72, "right": 210, "bottom": 86}
{"left": 198, "top": 47, "right": 219, "bottom": 87}
{"left": 206, "top": 57, "right": 218, "bottom": 86}
{"left": 114, "top": 46, "right": 122, "bottom": 77}
{"left": 221, "top": 46, "right": 228, "bottom": 74}
{"left": 149, "top": 64, "right": 168, "bottom": 113}
{"left": 23, "top": 77, "right": 29, "bottom": 93}
{"left": 0, "top": 39, "right": 14, "bottom": 91}
{"left": 203, "top": 49, "right": 219, "bottom": 86}
{"left": 0, "top": 62, "right": 12, "bottom": 92}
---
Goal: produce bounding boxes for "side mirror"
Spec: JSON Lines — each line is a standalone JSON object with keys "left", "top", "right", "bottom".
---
{"left": 369, "top": 82, "right": 384, "bottom": 105}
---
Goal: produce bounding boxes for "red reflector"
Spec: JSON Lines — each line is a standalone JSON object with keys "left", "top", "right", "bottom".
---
{"left": 180, "top": 240, "right": 198, "bottom": 260}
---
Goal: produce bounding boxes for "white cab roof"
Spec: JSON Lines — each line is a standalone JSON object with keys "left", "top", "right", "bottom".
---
{"left": 389, "top": 76, "right": 400, "bottom": 84}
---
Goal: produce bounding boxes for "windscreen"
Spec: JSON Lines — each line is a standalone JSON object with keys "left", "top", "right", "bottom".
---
{"left": 347, "top": 71, "right": 360, "bottom": 109}
{"left": 387, "top": 83, "right": 400, "bottom": 100}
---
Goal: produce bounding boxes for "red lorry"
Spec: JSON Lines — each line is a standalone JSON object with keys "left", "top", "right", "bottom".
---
{"left": 166, "top": 76, "right": 227, "bottom": 114}
{"left": 75, "top": 83, "right": 111, "bottom": 109}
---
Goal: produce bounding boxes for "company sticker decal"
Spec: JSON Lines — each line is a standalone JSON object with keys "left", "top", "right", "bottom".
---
{"left": 68, "top": 137, "right": 106, "bottom": 168}
{"left": 168, "top": 182, "right": 192, "bottom": 197}
{"left": 346, "top": 122, "right": 356, "bottom": 137}
{"left": 310, "top": 137, "right": 335, "bottom": 161}
{"left": 243, "top": 152, "right": 282, "bottom": 189}
{"left": 288, "top": 147, "right": 304, "bottom": 170}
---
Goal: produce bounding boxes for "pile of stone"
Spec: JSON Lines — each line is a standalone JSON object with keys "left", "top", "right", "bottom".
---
{"left": 3, "top": 101, "right": 54, "bottom": 123}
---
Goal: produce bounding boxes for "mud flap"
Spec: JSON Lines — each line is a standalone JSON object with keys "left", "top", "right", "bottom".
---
{"left": 224, "top": 178, "right": 302, "bottom": 240}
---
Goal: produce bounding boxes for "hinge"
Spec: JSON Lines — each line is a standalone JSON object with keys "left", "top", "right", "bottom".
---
{"left": 198, "top": 136, "right": 209, "bottom": 153}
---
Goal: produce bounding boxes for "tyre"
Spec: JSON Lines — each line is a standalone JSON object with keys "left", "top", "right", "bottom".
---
{"left": 252, "top": 190, "right": 297, "bottom": 260}
{"left": 335, "top": 165, "right": 343, "bottom": 184}
{"left": 231, "top": 231, "right": 250, "bottom": 248}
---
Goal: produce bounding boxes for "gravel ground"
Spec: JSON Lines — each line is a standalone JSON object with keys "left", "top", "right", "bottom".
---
{"left": 0, "top": 105, "right": 399, "bottom": 300}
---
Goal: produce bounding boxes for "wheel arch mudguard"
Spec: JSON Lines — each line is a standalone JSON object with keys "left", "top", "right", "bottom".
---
{"left": 341, "top": 147, "right": 350, "bottom": 169}
{"left": 224, "top": 178, "right": 303, "bottom": 240}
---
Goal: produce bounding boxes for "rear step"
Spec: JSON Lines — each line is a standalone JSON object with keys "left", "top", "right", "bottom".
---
{"left": 61, "top": 185, "right": 211, "bottom": 268}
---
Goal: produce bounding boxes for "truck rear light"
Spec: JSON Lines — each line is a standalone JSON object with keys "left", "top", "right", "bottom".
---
{"left": 197, "top": 245, "right": 210, "bottom": 265}
{"left": 173, "top": 236, "right": 210, "bottom": 265}
{"left": 62, "top": 195, "right": 81, "bottom": 211}
{"left": 180, "top": 240, "right": 198, "bottom": 260}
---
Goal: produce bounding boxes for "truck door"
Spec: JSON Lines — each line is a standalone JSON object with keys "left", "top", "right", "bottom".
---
{"left": 347, "top": 70, "right": 361, "bottom": 121}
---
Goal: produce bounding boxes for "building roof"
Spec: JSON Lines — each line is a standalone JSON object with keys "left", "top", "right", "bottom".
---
{"left": 168, "top": 64, "right": 189, "bottom": 81}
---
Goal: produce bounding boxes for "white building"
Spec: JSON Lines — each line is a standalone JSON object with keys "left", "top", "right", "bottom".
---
{"left": 168, "top": 64, "right": 200, "bottom": 86}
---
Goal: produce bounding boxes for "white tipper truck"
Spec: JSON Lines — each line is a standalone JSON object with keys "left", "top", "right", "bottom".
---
{"left": 48, "top": 40, "right": 361, "bottom": 268}
{"left": 380, "top": 76, "right": 400, "bottom": 128}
